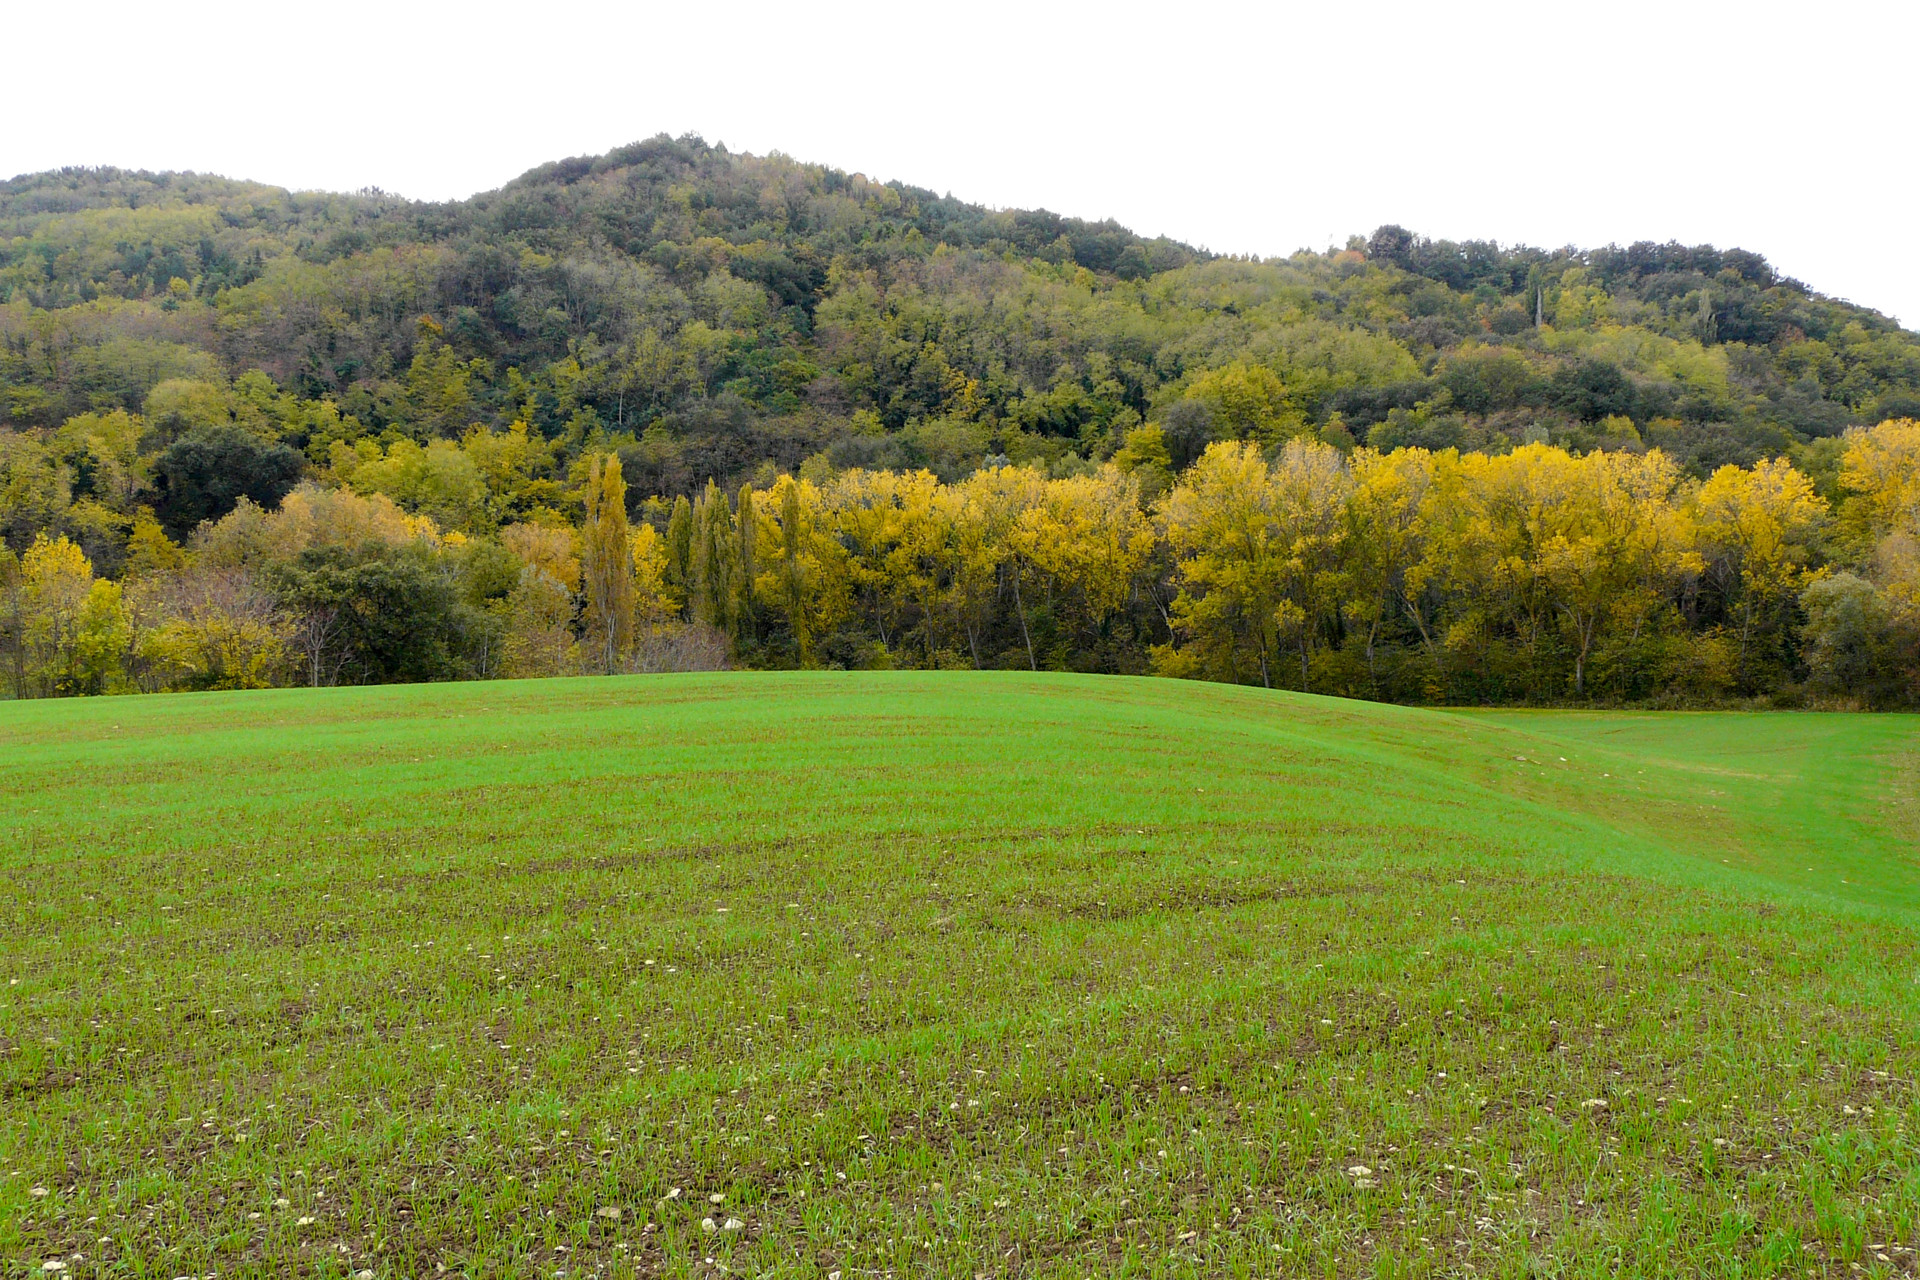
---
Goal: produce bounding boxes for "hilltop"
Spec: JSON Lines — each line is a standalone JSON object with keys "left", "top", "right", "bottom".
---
{"left": 5, "top": 134, "right": 1916, "bottom": 477}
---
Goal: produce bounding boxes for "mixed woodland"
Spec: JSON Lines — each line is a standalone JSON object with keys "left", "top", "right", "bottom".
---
{"left": 3, "top": 135, "right": 1918, "bottom": 705}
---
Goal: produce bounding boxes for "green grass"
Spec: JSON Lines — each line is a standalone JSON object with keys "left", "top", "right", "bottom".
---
{"left": 1, "top": 672, "right": 1917, "bottom": 1278}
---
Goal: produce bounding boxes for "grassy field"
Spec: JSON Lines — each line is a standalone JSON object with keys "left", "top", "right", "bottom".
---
{"left": 1, "top": 672, "right": 1917, "bottom": 1278}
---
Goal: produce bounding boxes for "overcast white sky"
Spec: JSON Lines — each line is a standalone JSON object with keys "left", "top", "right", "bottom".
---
{"left": 8, "top": 0, "right": 1915, "bottom": 325}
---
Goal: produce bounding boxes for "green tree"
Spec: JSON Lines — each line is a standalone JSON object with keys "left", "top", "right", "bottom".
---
{"left": 581, "top": 452, "right": 636, "bottom": 672}
{"left": 666, "top": 494, "right": 695, "bottom": 612}
{"left": 153, "top": 426, "right": 305, "bottom": 538}
{"left": 266, "top": 545, "right": 471, "bottom": 685}
{"left": 690, "top": 480, "right": 740, "bottom": 637}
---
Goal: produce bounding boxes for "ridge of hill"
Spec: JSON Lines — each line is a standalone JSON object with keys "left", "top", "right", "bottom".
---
{"left": 4, "top": 133, "right": 1917, "bottom": 476}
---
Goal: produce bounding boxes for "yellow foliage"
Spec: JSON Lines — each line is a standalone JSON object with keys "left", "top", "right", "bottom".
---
{"left": 1872, "top": 529, "right": 1920, "bottom": 629}
{"left": 631, "top": 523, "right": 678, "bottom": 623}
{"left": 1695, "top": 457, "right": 1828, "bottom": 607}
{"left": 124, "top": 511, "right": 186, "bottom": 577}
{"left": 748, "top": 474, "right": 850, "bottom": 663}
{"left": 1842, "top": 419, "right": 1920, "bottom": 534}
{"left": 500, "top": 522, "right": 582, "bottom": 678}
{"left": 196, "top": 484, "right": 440, "bottom": 569}
{"left": 1019, "top": 466, "right": 1156, "bottom": 623}
{"left": 133, "top": 573, "right": 290, "bottom": 691}
{"left": 17, "top": 535, "right": 130, "bottom": 695}
{"left": 1160, "top": 439, "right": 1350, "bottom": 687}
{"left": 1182, "top": 362, "right": 1305, "bottom": 443}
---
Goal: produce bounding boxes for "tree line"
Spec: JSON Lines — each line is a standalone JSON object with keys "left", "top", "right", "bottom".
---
{"left": 5, "top": 418, "right": 1916, "bottom": 707}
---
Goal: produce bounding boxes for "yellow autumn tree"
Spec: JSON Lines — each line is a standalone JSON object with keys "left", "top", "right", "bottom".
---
{"left": 501, "top": 522, "right": 581, "bottom": 678}
{"left": 1537, "top": 449, "right": 1697, "bottom": 697}
{"left": 133, "top": 570, "right": 291, "bottom": 691}
{"left": 1841, "top": 419, "right": 1920, "bottom": 536}
{"left": 1423, "top": 445, "right": 1578, "bottom": 679}
{"left": 829, "top": 468, "right": 950, "bottom": 657}
{"left": 1161, "top": 441, "right": 1280, "bottom": 683}
{"left": 18, "top": 535, "right": 130, "bottom": 696}
{"left": 1020, "top": 468, "right": 1156, "bottom": 647}
{"left": 750, "top": 475, "right": 850, "bottom": 665}
{"left": 580, "top": 453, "right": 635, "bottom": 672}
{"left": 1694, "top": 456, "right": 1828, "bottom": 682}
{"left": 1344, "top": 447, "right": 1437, "bottom": 688}
{"left": 956, "top": 465, "right": 1047, "bottom": 668}
{"left": 630, "top": 522, "right": 678, "bottom": 626}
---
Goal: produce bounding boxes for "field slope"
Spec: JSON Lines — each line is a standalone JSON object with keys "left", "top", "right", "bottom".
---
{"left": 2, "top": 672, "right": 1917, "bottom": 1277}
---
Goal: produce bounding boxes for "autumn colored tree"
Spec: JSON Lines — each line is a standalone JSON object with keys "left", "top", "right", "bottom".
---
{"left": 1019, "top": 468, "right": 1156, "bottom": 650}
{"left": 581, "top": 452, "right": 635, "bottom": 672}
{"left": 751, "top": 475, "right": 849, "bottom": 665}
{"left": 1158, "top": 441, "right": 1296, "bottom": 687}
{"left": 1267, "top": 439, "right": 1354, "bottom": 687}
{"left": 17, "top": 535, "right": 130, "bottom": 696}
{"left": 830, "top": 469, "right": 947, "bottom": 655}
{"left": 1694, "top": 457, "right": 1828, "bottom": 688}
{"left": 132, "top": 568, "right": 290, "bottom": 691}
{"left": 1840, "top": 419, "right": 1920, "bottom": 536}
{"left": 957, "top": 465, "right": 1046, "bottom": 668}
{"left": 500, "top": 523, "right": 581, "bottom": 678}
{"left": 630, "top": 523, "right": 678, "bottom": 626}
{"left": 1538, "top": 450, "right": 1697, "bottom": 698}
{"left": 1344, "top": 447, "right": 1436, "bottom": 691}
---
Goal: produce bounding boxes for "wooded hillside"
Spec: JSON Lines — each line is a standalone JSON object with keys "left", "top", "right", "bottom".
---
{"left": 3, "top": 135, "right": 1917, "bottom": 704}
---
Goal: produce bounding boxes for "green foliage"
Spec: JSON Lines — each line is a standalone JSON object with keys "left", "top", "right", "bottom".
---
{"left": 264, "top": 543, "right": 477, "bottom": 685}
{"left": 151, "top": 426, "right": 306, "bottom": 537}
{"left": 5, "top": 139, "right": 1914, "bottom": 476}
{"left": 1800, "top": 572, "right": 1903, "bottom": 704}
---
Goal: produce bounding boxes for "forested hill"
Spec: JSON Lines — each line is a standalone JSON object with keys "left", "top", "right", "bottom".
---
{"left": 5, "top": 132, "right": 1917, "bottom": 497}
{"left": 5, "top": 135, "right": 1920, "bottom": 708}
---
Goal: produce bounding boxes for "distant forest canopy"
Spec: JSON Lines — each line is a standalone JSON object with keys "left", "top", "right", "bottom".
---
{"left": 2, "top": 134, "right": 1918, "bottom": 705}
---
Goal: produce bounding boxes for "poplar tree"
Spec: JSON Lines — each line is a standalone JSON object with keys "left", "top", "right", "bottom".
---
{"left": 777, "top": 477, "right": 814, "bottom": 664}
{"left": 665, "top": 494, "right": 694, "bottom": 614}
{"left": 691, "top": 479, "right": 739, "bottom": 636}
{"left": 581, "top": 452, "right": 635, "bottom": 673}
{"left": 735, "top": 481, "right": 758, "bottom": 643}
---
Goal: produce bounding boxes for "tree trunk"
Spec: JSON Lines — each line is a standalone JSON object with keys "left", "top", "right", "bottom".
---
{"left": 1575, "top": 617, "right": 1595, "bottom": 698}
{"left": 1400, "top": 588, "right": 1446, "bottom": 680}
{"left": 1011, "top": 566, "right": 1036, "bottom": 671}
{"left": 1364, "top": 619, "right": 1379, "bottom": 698}
{"left": 919, "top": 590, "right": 938, "bottom": 664}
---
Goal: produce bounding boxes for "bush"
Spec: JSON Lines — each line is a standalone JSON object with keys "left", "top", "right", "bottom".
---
{"left": 1800, "top": 573, "right": 1900, "bottom": 704}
